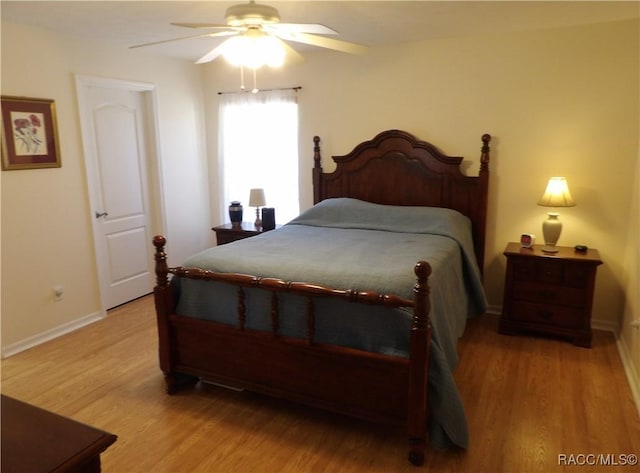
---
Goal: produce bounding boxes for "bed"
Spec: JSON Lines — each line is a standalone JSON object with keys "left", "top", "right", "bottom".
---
{"left": 152, "top": 129, "right": 492, "bottom": 465}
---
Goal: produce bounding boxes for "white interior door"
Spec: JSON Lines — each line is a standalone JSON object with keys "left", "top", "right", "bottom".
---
{"left": 76, "top": 76, "right": 160, "bottom": 310}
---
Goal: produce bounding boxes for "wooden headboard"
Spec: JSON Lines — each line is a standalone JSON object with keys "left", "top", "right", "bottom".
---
{"left": 312, "top": 129, "right": 491, "bottom": 270}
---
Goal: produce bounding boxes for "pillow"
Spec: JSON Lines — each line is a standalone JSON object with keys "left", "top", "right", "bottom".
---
{"left": 288, "top": 197, "right": 471, "bottom": 236}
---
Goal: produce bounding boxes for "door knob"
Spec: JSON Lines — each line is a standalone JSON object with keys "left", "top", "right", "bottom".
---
{"left": 95, "top": 211, "right": 109, "bottom": 219}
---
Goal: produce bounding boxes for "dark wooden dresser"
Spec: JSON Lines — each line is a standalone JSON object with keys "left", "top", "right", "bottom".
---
{"left": 499, "top": 242, "right": 602, "bottom": 347}
{"left": 1, "top": 395, "right": 117, "bottom": 472}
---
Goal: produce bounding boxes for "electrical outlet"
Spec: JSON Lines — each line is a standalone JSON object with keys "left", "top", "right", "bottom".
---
{"left": 52, "top": 285, "right": 64, "bottom": 302}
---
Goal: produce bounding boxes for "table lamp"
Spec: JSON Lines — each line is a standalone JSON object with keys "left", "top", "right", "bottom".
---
{"left": 537, "top": 177, "right": 576, "bottom": 253}
{"left": 249, "top": 188, "right": 266, "bottom": 227}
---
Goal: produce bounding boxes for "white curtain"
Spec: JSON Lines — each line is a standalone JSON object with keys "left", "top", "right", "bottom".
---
{"left": 218, "top": 89, "right": 299, "bottom": 225}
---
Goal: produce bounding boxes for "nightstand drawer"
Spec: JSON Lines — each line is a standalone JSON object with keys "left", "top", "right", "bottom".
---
{"left": 512, "top": 259, "right": 564, "bottom": 283}
{"left": 511, "top": 301, "right": 582, "bottom": 328}
{"left": 512, "top": 259, "right": 536, "bottom": 280}
{"left": 512, "top": 281, "right": 585, "bottom": 308}
{"left": 215, "top": 232, "right": 251, "bottom": 245}
{"left": 512, "top": 259, "right": 593, "bottom": 288}
{"left": 563, "top": 263, "right": 592, "bottom": 287}
{"left": 536, "top": 260, "right": 563, "bottom": 284}
{"left": 212, "top": 222, "right": 282, "bottom": 246}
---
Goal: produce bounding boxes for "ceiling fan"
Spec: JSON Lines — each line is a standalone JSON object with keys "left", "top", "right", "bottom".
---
{"left": 130, "top": 1, "right": 368, "bottom": 66}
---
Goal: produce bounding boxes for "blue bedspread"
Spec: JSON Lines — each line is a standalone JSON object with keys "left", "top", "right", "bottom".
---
{"left": 175, "top": 198, "right": 487, "bottom": 450}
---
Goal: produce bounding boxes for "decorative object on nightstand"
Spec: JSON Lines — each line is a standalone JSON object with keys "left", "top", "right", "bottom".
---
{"left": 537, "top": 177, "right": 576, "bottom": 253}
{"left": 228, "top": 201, "right": 243, "bottom": 226}
{"left": 261, "top": 207, "right": 276, "bottom": 230}
{"left": 499, "top": 242, "right": 602, "bottom": 348}
{"left": 249, "top": 188, "right": 266, "bottom": 227}
{"left": 520, "top": 233, "right": 536, "bottom": 248}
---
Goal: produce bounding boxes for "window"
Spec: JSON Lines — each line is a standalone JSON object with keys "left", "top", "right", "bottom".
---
{"left": 218, "top": 89, "right": 299, "bottom": 224}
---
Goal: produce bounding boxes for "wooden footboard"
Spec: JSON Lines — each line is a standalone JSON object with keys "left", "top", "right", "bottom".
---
{"left": 152, "top": 235, "right": 432, "bottom": 466}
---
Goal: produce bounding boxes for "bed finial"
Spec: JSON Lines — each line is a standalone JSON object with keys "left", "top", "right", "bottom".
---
{"left": 414, "top": 260, "right": 432, "bottom": 280}
{"left": 313, "top": 136, "right": 321, "bottom": 169}
{"left": 413, "top": 261, "right": 432, "bottom": 330}
{"left": 480, "top": 133, "right": 491, "bottom": 172}
{"left": 153, "top": 235, "right": 169, "bottom": 287}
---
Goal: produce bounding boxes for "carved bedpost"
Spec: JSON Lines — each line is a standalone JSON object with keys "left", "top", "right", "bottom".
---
{"left": 312, "top": 135, "right": 323, "bottom": 204}
{"left": 480, "top": 133, "right": 491, "bottom": 173}
{"left": 152, "top": 235, "right": 177, "bottom": 393}
{"left": 408, "top": 261, "right": 432, "bottom": 466}
{"left": 475, "top": 133, "right": 491, "bottom": 273}
{"left": 153, "top": 235, "right": 169, "bottom": 287}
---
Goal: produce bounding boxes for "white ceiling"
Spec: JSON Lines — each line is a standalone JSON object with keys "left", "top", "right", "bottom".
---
{"left": 2, "top": 1, "right": 639, "bottom": 62}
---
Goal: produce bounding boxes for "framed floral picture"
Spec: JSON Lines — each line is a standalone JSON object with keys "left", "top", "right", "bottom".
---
{"left": 1, "top": 96, "right": 61, "bottom": 170}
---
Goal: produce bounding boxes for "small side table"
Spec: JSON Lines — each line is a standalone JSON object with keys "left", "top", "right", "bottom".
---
{"left": 1, "top": 395, "right": 117, "bottom": 473}
{"left": 499, "top": 242, "right": 602, "bottom": 347}
{"left": 212, "top": 222, "right": 282, "bottom": 245}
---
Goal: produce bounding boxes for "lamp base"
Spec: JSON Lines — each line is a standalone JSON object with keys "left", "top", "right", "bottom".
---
{"left": 254, "top": 207, "right": 262, "bottom": 228}
{"left": 542, "top": 212, "right": 562, "bottom": 253}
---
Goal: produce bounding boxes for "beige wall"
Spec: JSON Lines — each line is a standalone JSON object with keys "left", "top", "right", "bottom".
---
{"left": 204, "top": 20, "right": 639, "bottom": 341}
{"left": 2, "top": 16, "right": 638, "bottom": 392}
{"left": 1, "top": 22, "right": 212, "bottom": 352}
{"left": 620, "top": 145, "right": 640, "bottom": 405}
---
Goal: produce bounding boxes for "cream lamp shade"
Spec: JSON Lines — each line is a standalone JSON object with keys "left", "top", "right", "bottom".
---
{"left": 538, "top": 177, "right": 576, "bottom": 207}
{"left": 537, "top": 177, "right": 576, "bottom": 253}
{"left": 249, "top": 188, "right": 266, "bottom": 227}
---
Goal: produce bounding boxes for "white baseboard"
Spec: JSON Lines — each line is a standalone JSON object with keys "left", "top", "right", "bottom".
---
{"left": 591, "top": 317, "right": 619, "bottom": 333}
{"left": 485, "top": 305, "right": 502, "bottom": 317}
{"left": 1, "top": 311, "right": 105, "bottom": 359}
{"left": 616, "top": 335, "right": 640, "bottom": 417}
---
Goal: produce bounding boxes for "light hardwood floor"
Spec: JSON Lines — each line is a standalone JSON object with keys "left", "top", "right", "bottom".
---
{"left": 2, "top": 295, "right": 639, "bottom": 472}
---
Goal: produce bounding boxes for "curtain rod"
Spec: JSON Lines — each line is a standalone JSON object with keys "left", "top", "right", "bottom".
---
{"left": 217, "top": 86, "right": 302, "bottom": 95}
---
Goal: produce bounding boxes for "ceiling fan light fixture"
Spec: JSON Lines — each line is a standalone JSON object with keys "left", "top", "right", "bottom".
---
{"left": 131, "top": 0, "right": 368, "bottom": 65}
{"left": 222, "top": 29, "right": 286, "bottom": 68}
{"left": 225, "top": 1, "right": 280, "bottom": 27}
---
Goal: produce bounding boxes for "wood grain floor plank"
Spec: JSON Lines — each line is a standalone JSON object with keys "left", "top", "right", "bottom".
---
{"left": 2, "top": 295, "right": 639, "bottom": 472}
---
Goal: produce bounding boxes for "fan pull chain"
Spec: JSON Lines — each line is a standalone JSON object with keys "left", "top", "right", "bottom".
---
{"left": 252, "top": 68, "right": 259, "bottom": 94}
{"left": 238, "top": 66, "right": 259, "bottom": 93}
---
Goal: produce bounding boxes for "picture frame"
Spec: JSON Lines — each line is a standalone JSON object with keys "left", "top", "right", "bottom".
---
{"left": 1, "top": 95, "right": 61, "bottom": 170}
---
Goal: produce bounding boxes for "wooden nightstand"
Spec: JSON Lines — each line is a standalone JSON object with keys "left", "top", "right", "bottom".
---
{"left": 1, "top": 395, "right": 117, "bottom": 473}
{"left": 499, "top": 242, "right": 602, "bottom": 347}
{"left": 212, "top": 222, "right": 281, "bottom": 245}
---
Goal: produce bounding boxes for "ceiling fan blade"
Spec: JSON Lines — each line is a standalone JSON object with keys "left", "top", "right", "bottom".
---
{"left": 265, "top": 23, "right": 337, "bottom": 35}
{"left": 129, "top": 31, "right": 235, "bottom": 49}
{"left": 171, "top": 22, "right": 241, "bottom": 30}
{"left": 276, "top": 32, "right": 367, "bottom": 55}
{"left": 276, "top": 38, "right": 305, "bottom": 65}
{"left": 195, "top": 40, "right": 230, "bottom": 64}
